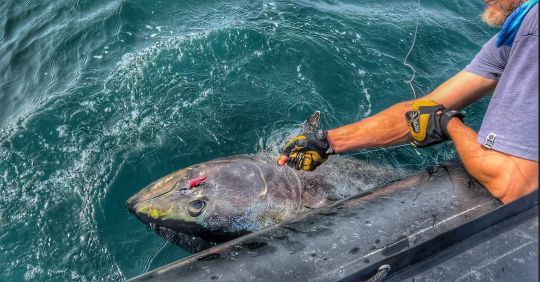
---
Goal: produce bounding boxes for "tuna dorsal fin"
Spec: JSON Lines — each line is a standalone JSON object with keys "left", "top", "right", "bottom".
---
{"left": 301, "top": 111, "right": 320, "bottom": 134}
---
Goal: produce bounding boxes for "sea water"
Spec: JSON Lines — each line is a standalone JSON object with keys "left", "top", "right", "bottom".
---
{"left": 0, "top": 0, "right": 494, "bottom": 280}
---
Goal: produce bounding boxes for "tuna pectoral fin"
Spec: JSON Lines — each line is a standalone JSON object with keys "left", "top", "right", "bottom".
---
{"left": 302, "top": 191, "right": 341, "bottom": 209}
{"left": 301, "top": 111, "right": 321, "bottom": 133}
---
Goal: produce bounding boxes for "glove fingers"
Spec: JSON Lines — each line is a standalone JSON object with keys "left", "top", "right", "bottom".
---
{"left": 286, "top": 151, "right": 326, "bottom": 171}
{"left": 288, "top": 152, "right": 316, "bottom": 171}
{"left": 280, "top": 135, "right": 307, "bottom": 155}
{"left": 302, "top": 153, "right": 315, "bottom": 171}
{"left": 287, "top": 152, "right": 301, "bottom": 170}
{"left": 280, "top": 132, "right": 329, "bottom": 171}
{"left": 303, "top": 151, "right": 323, "bottom": 171}
{"left": 286, "top": 154, "right": 294, "bottom": 168}
{"left": 298, "top": 154, "right": 306, "bottom": 170}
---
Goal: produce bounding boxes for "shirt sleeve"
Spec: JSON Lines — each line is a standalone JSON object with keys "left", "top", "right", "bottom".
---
{"left": 476, "top": 33, "right": 539, "bottom": 161}
{"left": 464, "top": 34, "right": 511, "bottom": 80}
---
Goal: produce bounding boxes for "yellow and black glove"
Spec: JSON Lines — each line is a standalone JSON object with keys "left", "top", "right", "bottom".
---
{"left": 280, "top": 130, "right": 334, "bottom": 171}
{"left": 405, "top": 100, "right": 464, "bottom": 148}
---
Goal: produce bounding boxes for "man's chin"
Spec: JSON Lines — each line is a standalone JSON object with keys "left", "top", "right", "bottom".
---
{"left": 481, "top": 0, "right": 525, "bottom": 28}
{"left": 481, "top": 8, "right": 507, "bottom": 27}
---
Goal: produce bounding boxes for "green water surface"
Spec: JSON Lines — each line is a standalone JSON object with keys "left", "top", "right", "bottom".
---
{"left": 0, "top": 0, "right": 494, "bottom": 280}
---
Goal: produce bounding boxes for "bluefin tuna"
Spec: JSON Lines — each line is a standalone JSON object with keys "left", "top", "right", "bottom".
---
{"left": 126, "top": 113, "right": 407, "bottom": 245}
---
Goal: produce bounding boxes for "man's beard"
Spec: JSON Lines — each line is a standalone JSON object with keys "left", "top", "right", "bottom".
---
{"left": 481, "top": 0, "right": 525, "bottom": 27}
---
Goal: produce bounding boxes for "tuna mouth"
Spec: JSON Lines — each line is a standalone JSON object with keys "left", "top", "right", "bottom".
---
{"left": 126, "top": 196, "right": 137, "bottom": 213}
{"left": 125, "top": 196, "right": 146, "bottom": 217}
{"left": 126, "top": 182, "right": 177, "bottom": 206}
{"left": 126, "top": 198, "right": 206, "bottom": 237}
{"left": 126, "top": 206, "right": 247, "bottom": 242}
{"left": 125, "top": 188, "right": 172, "bottom": 214}
{"left": 126, "top": 196, "right": 250, "bottom": 242}
{"left": 126, "top": 202, "right": 196, "bottom": 232}
{"left": 126, "top": 199, "right": 149, "bottom": 224}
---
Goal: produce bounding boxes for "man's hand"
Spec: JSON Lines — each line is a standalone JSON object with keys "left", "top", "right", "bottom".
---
{"left": 405, "top": 100, "right": 464, "bottom": 147}
{"left": 277, "top": 130, "right": 333, "bottom": 171}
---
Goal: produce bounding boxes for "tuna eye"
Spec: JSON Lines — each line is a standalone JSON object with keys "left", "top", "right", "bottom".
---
{"left": 188, "top": 200, "right": 206, "bottom": 217}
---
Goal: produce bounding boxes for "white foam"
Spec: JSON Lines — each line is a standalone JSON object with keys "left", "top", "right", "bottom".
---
{"left": 362, "top": 88, "right": 371, "bottom": 117}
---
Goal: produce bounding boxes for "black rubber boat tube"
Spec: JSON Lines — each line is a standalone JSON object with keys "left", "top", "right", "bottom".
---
{"left": 129, "top": 163, "right": 537, "bottom": 282}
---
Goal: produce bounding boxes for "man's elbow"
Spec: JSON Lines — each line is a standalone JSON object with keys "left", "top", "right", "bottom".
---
{"left": 484, "top": 170, "right": 538, "bottom": 204}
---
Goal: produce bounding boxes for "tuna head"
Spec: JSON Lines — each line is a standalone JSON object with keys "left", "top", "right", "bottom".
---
{"left": 126, "top": 156, "right": 302, "bottom": 241}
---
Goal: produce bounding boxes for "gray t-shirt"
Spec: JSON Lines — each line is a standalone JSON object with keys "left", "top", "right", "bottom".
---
{"left": 464, "top": 5, "right": 538, "bottom": 161}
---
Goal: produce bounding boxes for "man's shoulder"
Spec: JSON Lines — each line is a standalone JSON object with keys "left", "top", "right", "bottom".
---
{"left": 519, "top": 4, "right": 538, "bottom": 37}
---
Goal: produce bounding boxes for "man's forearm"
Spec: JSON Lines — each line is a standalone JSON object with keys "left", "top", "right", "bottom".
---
{"left": 447, "top": 118, "right": 538, "bottom": 203}
{"left": 325, "top": 71, "right": 496, "bottom": 154}
{"left": 326, "top": 102, "right": 412, "bottom": 153}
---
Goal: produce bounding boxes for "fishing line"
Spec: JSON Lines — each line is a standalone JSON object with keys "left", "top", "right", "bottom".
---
{"left": 403, "top": 0, "right": 421, "bottom": 99}
{"left": 348, "top": 0, "right": 422, "bottom": 156}
{"left": 280, "top": 1, "right": 422, "bottom": 157}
